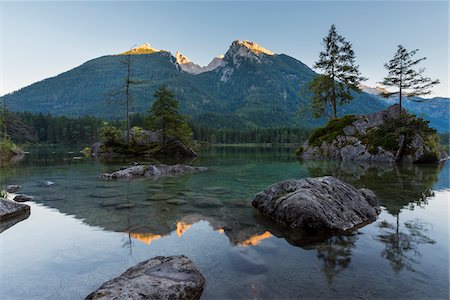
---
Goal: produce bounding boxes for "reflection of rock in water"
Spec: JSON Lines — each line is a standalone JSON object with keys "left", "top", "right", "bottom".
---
{"left": 304, "top": 160, "right": 443, "bottom": 215}
{"left": 376, "top": 217, "right": 436, "bottom": 272}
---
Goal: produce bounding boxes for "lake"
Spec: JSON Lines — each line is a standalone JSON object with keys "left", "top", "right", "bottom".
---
{"left": 0, "top": 145, "right": 448, "bottom": 299}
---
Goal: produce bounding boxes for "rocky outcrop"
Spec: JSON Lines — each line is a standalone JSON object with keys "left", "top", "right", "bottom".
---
{"left": 86, "top": 256, "right": 205, "bottom": 300}
{"left": 90, "top": 128, "right": 197, "bottom": 159}
{"left": 99, "top": 164, "right": 207, "bottom": 180}
{"left": 252, "top": 177, "right": 380, "bottom": 232}
{"left": 299, "top": 105, "right": 447, "bottom": 163}
{"left": 0, "top": 198, "right": 30, "bottom": 233}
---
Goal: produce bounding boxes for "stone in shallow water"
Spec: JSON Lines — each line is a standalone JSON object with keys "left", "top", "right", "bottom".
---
{"left": 0, "top": 198, "right": 30, "bottom": 233}
{"left": 6, "top": 185, "right": 21, "bottom": 193}
{"left": 192, "top": 196, "right": 224, "bottom": 208}
{"left": 166, "top": 199, "right": 189, "bottom": 205}
{"left": 86, "top": 255, "right": 205, "bottom": 300}
{"left": 252, "top": 176, "right": 380, "bottom": 232}
{"left": 13, "top": 194, "right": 34, "bottom": 202}
{"left": 114, "top": 203, "right": 135, "bottom": 209}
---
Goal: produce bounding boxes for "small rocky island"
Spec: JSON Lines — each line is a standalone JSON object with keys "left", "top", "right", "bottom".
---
{"left": 86, "top": 255, "right": 205, "bottom": 300}
{"left": 99, "top": 163, "right": 207, "bottom": 180}
{"left": 90, "top": 128, "right": 197, "bottom": 159}
{"left": 297, "top": 105, "right": 447, "bottom": 163}
{"left": 252, "top": 176, "right": 380, "bottom": 232}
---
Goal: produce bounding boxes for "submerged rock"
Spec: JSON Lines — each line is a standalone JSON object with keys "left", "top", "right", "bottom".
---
{"left": 6, "top": 185, "right": 21, "bottom": 193}
{"left": 99, "top": 164, "right": 207, "bottom": 180}
{"left": 252, "top": 176, "right": 380, "bottom": 232}
{"left": 298, "top": 105, "right": 447, "bottom": 163}
{"left": 86, "top": 255, "right": 205, "bottom": 300}
{"left": 0, "top": 198, "right": 30, "bottom": 233}
{"left": 13, "top": 194, "right": 34, "bottom": 202}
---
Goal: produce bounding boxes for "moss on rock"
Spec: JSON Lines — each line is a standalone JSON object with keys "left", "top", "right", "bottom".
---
{"left": 309, "top": 115, "right": 357, "bottom": 147}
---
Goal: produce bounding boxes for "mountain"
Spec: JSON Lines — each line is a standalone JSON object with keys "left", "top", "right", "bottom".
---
{"left": 2, "top": 40, "right": 389, "bottom": 129}
{"left": 361, "top": 85, "right": 449, "bottom": 132}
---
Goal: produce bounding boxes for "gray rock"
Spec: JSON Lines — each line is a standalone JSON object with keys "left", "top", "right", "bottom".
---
{"left": 0, "top": 198, "right": 30, "bottom": 233}
{"left": 13, "top": 194, "right": 34, "bottom": 202}
{"left": 6, "top": 185, "right": 21, "bottom": 193}
{"left": 343, "top": 125, "right": 357, "bottom": 136}
{"left": 86, "top": 255, "right": 205, "bottom": 300}
{"left": 252, "top": 177, "right": 380, "bottom": 232}
{"left": 100, "top": 164, "right": 207, "bottom": 180}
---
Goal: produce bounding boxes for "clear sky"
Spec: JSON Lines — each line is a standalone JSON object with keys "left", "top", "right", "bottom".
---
{"left": 1, "top": 1, "right": 448, "bottom": 97}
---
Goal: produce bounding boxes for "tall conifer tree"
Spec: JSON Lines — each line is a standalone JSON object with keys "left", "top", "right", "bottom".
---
{"left": 310, "top": 24, "right": 366, "bottom": 119}
{"left": 380, "top": 45, "right": 440, "bottom": 116}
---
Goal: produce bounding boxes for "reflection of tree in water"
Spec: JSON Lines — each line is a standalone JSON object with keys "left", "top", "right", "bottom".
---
{"left": 304, "top": 160, "right": 442, "bottom": 215}
{"left": 305, "top": 160, "right": 442, "bottom": 274}
{"left": 377, "top": 217, "right": 435, "bottom": 272}
{"left": 314, "top": 234, "right": 358, "bottom": 283}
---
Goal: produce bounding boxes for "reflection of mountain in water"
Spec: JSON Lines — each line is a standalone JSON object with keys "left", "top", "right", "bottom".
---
{"left": 304, "top": 160, "right": 443, "bottom": 215}
{"left": 4, "top": 154, "right": 445, "bottom": 283}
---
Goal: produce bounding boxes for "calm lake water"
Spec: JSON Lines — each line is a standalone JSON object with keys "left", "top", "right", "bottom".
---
{"left": 0, "top": 145, "right": 449, "bottom": 299}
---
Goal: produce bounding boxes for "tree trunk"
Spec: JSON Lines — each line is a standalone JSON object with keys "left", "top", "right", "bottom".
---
{"left": 399, "top": 59, "right": 403, "bottom": 117}
{"left": 331, "top": 73, "right": 337, "bottom": 119}
{"left": 125, "top": 54, "right": 131, "bottom": 144}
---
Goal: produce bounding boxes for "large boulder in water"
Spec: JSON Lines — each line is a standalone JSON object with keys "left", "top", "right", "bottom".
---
{"left": 0, "top": 198, "right": 30, "bottom": 233}
{"left": 297, "top": 104, "right": 448, "bottom": 163}
{"left": 86, "top": 255, "right": 205, "bottom": 300}
{"left": 99, "top": 164, "right": 207, "bottom": 180}
{"left": 252, "top": 177, "right": 380, "bottom": 232}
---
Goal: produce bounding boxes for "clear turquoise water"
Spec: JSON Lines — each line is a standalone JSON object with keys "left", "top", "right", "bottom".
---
{"left": 0, "top": 145, "right": 448, "bottom": 299}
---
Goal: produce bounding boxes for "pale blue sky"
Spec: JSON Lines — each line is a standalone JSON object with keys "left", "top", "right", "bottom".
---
{"left": 1, "top": 1, "right": 448, "bottom": 97}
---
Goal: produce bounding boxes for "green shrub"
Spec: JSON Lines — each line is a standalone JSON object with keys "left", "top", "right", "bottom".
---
{"left": 309, "top": 115, "right": 357, "bottom": 147}
{"left": 99, "top": 126, "right": 122, "bottom": 146}
{"left": 0, "top": 139, "right": 22, "bottom": 159}
{"left": 295, "top": 146, "right": 304, "bottom": 157}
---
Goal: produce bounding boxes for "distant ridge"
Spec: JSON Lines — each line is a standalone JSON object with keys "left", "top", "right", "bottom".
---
{"left": 1, "top": 40, "right": 404, "bottom": 129}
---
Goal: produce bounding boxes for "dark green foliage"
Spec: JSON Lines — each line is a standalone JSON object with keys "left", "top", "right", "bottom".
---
{"left": 99, "top": 126, "right": 122, "bottom": 146}
{"left": 191, "top": 125, "right": 310, "bottom": 144}
{"left": 380, "top": 45, "right": 440, "bottom": 114}
{"left": 308, "top": 115, "right": 357, "bottom": 147}
{"left": 147, "top": 85, "right": 193, "bottom": 146}
{"left": 0, "top": 138, "right": 21, "bottom": 159}
{"left": 364, "top": 115, "right": 439, "bottom": 159}
{"left": 311, "top": 24, "right": 366, "bottom": 119}
{"left": 18, "top": 112, "right": 103, "bottom": 145}
{"left": 295, "top": 146, "right": 304, "bottom": 157}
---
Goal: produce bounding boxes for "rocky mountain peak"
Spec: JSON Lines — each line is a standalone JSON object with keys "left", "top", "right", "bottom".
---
{"left": 223, "top": 40, "right": 274, "bottom": 67}
{"left": 234, "top": 40, "right": 274, "bottom": 55}
{"left": 120, "top": 43, "right": 161, "bottom": 55}
{"left": 176, "top": 51, "right": 224, "bottom": 75}
{"left": 175, "top": 51, "right": 191, "bottom": 64}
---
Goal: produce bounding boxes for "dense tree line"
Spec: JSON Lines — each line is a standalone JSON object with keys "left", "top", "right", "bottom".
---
{"left": 6, "top": 111, "right": 310, "bottom": 145}
{"left": 190, "top": 124, "right": 311, "bottom": 144}
{"left": 16, "top": 112, "right": 103, "bottom": 144}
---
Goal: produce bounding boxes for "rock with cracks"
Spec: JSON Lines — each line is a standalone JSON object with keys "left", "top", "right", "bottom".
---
{"left": 0, "top": 198, "right": 30, "bottom": 233}
{"left": 99, "top": 164, "right": 207, "bottom": 180}
{"left": 252, "top": 176, "right": 380, "bottom": 232}
{"left": 86, "top": 255, "right": 205, "bottom": 300}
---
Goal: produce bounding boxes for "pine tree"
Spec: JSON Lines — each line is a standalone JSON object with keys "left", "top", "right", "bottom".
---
{"left": 310, "top": 24, "right": 366, "bottom": 119}
{"left": 147, "top": 85, "right": 193, "bottom": 146}
{"left": 380, "top": 45, "right": 440, "bottom": 116}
